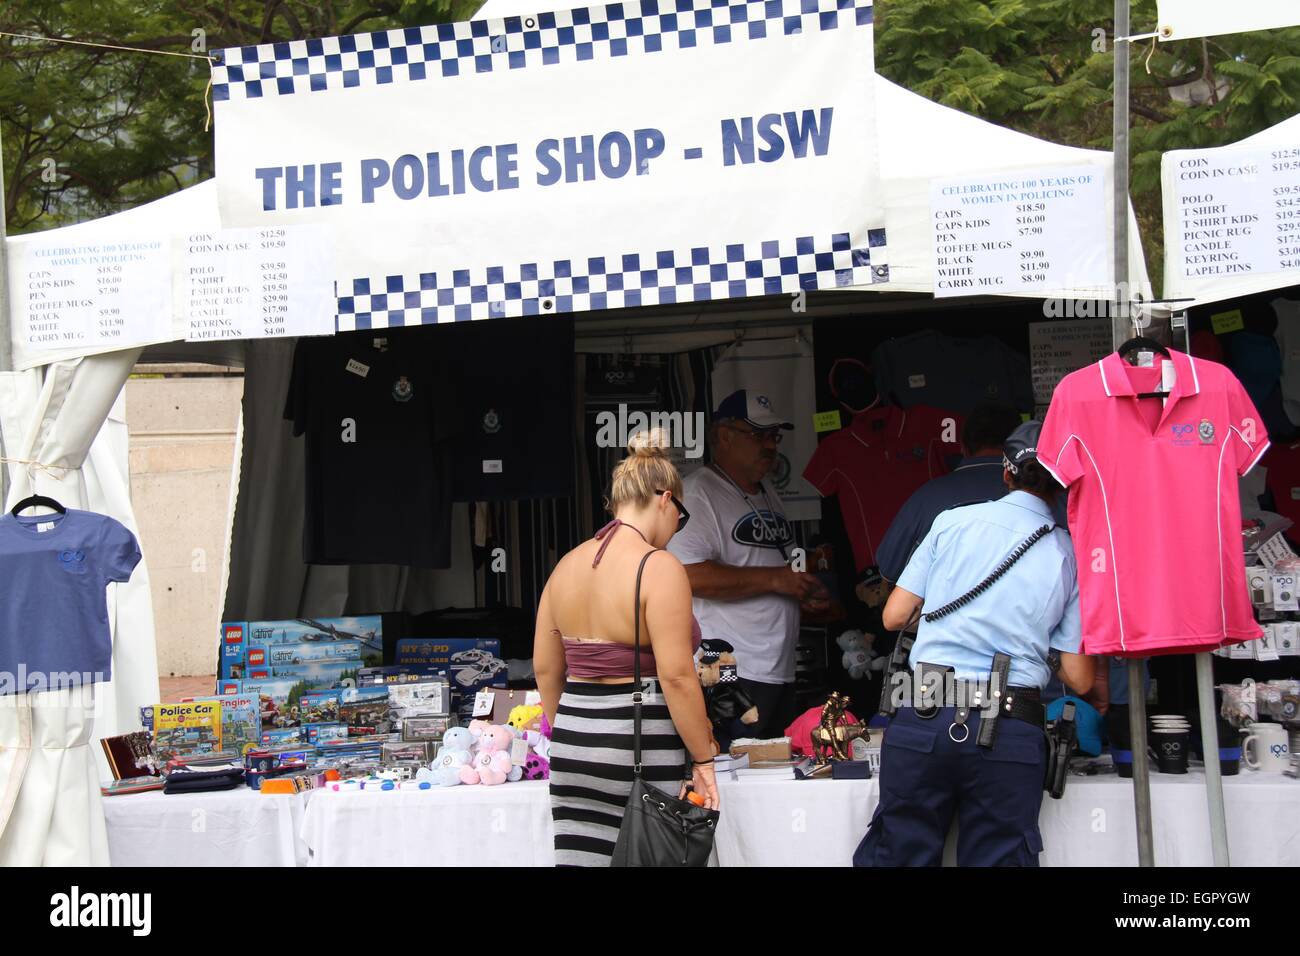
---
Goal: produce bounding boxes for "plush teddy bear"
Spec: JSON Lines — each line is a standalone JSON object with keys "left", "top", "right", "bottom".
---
{"left": 459, "top": 724, "right": 514, "bottom": 785}
{"left": 518, "top": 712, "right": 552, "bottom": 781}
{"left": 837, "top": 629, "right": 885, "bottom": 680}
{"left": 697, "top": 639, "right": 759, "bottom": 738}
{"left": 507, "top": 704, "right": 544, "bottom": 732}
{"left": 418, "top": 726, "right": 476, "bottom": 787}
{"left": 854, "top": 566, "right": 890, "bottom": 608}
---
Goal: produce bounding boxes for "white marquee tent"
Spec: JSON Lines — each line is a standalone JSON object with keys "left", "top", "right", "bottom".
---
{"left": 0, "top": 6, "right": 1150, "bottom": 864}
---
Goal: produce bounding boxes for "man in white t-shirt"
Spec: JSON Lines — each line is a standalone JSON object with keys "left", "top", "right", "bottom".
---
{"left": 668, "top": 389, "right": 828, "bottom": 739}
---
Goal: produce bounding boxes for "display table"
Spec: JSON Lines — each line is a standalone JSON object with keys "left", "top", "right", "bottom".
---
{"left": 299, "top": 780, "right": 554, "bottom": 867}
{"left": 103, "top": 787, "right": 316, "bottom": 867}
{"left": 103, "top": 770, "right": 1300, "bottom": 867}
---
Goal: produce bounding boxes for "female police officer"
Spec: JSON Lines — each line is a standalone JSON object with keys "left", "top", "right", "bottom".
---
{"left": 853, "top": 421, "right": 1094, "bottom": 867}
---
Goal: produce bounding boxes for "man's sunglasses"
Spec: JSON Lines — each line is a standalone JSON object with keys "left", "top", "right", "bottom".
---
{"left": 656, "top": 490, "right": 691, "bottom": 532}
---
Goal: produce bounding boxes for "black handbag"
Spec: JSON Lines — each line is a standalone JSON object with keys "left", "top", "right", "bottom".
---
{"left": 611, "top": 549, "right": 720, "bottom": 867}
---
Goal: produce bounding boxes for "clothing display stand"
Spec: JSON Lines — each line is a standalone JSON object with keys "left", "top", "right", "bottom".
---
{"left": 1126, "top": 660, "right": 1155, "bottom": 864}
{"left": 1112, "top": 0, "right": 1157, "bottom": 868}
{"left": 1195, "top": 651, "right": 1230, "bottom": 865}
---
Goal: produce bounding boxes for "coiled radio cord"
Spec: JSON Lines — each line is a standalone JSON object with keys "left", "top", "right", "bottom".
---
{"left": 921, "top": 524, "right": 1056, "bottom": 623}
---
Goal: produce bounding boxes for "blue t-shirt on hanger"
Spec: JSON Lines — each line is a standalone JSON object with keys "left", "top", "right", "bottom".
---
{"left": 0, "top": 508, "right": 140, "bottom": 695}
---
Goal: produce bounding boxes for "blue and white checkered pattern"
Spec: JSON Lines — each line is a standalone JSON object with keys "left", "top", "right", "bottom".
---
{"left": 336, "top": 229, "right": 887, "bottom": 330}
{"left": 213, "top": 0, "right": 873, "bottom": 101}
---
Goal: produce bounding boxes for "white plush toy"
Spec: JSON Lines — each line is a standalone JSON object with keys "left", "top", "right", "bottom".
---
{"left": 837, "top": 630, "right": 885, "bottom": 680}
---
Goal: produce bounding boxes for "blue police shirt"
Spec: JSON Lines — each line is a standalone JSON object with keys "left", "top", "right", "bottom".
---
{"left": 876, "top": 456, "right": 1007, "bottom": 582}
{"left": 896, "top": 490, "right": 1081, "bottom": 689}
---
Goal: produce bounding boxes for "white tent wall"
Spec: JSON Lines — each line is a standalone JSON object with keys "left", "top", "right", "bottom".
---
{"left": 1162, "top": 112, "right": 1300, "bottom": 307}
{"left": 0, "top": 348, "right": 149, "bottom": 864}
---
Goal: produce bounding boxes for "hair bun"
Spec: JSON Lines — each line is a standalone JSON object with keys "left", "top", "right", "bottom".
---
{"left": 627, "top": 426, "right": 673, "bottom": 458}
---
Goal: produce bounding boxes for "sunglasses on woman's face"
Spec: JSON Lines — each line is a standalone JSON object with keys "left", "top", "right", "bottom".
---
{"left": 656, "top": 490, "right": 690, "bottom": 532}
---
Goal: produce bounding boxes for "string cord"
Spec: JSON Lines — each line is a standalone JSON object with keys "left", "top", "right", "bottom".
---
{"left": 0, "top": 31, "right": 218, "bottom": 130}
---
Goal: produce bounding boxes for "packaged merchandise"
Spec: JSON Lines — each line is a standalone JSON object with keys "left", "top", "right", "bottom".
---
{"left": 152, "top": 700, "right": 223, "bottom": 760}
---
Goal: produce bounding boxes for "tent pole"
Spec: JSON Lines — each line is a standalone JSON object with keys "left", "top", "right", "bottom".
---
{"left": 0, "top": 124, "right": 11, "bottom": 507}
{"left": 1113, "top": 0, "right": 1156, "bottom": 868}
{"left": 1196, "top": 651, "right": 1230, "bottom": 864}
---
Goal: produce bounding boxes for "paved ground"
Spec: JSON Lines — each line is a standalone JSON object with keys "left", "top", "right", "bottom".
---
{"left": 159, "top": 675, "right": 217, "bottom": 701}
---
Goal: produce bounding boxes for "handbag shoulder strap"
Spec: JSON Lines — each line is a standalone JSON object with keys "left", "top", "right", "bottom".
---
{"left": 631, "top": 548, "right": 659, "bottom": 778}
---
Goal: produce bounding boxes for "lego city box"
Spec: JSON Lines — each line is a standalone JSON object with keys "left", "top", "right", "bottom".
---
{"left": 243, "top": 658, "right": 364, "bottom": 691}
{"left": 218, "top": 616, "right": 387, "bottom": 680}
{"left": 225, "top": 678, "right": 308, "bottom": 729}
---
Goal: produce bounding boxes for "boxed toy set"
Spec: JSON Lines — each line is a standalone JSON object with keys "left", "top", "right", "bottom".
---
{"left": 387, "top": 638, "right": 507, "bottom": 721}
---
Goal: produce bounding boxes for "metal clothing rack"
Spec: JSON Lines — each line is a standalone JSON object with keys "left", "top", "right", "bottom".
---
{"left": 1113, "top": 1, "right": 1228, "bottom": 866}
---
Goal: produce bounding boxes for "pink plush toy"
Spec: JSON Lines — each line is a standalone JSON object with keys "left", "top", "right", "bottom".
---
{"left": 458, "top": 724, "right": 514, "bottom": 785}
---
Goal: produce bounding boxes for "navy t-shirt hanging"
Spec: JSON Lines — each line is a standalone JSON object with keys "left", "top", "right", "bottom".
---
{"left": 438, "top": 317, "right": 576, "bottom": 502}
{"left": 0, "top": 509, "right": 140, "bottom": 694}
{"left": 286, "top": 328, "right": 459, "bottom": 568}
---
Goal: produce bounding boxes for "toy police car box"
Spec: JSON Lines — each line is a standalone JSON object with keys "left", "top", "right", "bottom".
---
{"left": 340, "top": 686, "right": 395, "bottom": 737}
{"left": 218, "top": 616, "right": 387, "bottom": 680}
{"left": 385, "top": 639, "right": 506, "bottom": 721}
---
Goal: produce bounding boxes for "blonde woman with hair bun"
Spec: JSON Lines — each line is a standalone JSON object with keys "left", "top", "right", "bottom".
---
{"left": 535, "top": 427, "right": 719, "bottom": 867}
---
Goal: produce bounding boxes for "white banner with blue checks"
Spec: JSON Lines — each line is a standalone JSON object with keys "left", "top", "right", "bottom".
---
{"left": 212, "top": 0, "right": 886, "bottom": 329}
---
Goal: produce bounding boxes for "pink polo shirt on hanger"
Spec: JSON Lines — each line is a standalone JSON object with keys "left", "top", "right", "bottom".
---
{"left": 1038, "top": 349, "right": 1268, "bottom": 657}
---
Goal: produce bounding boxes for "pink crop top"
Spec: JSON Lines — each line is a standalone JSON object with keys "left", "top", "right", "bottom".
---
{"left": 562, "top": 519, "right": 703, "bottom": 679}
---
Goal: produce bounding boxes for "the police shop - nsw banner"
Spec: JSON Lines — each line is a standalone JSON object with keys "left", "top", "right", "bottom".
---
{"left": 211, "top": 0, "right": 886, "bottom": 329}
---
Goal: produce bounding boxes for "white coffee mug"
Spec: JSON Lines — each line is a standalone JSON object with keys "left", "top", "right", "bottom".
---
{"left": 1242, "top": 723, "right": 1290, "bottom": 772}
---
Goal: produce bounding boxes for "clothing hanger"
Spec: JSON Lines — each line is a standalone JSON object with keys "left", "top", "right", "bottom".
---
{"left": 10, "top": 493, "right": 67, "bottom": 516}
{"left": 1116, "top": 334, "right": 1172, "bottom": 400}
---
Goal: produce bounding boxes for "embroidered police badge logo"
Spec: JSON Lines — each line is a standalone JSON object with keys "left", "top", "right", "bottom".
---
{"left": 392, "top": 377, "right": 413, "bottom": 403}
{"left": 482, "top": 408, "right": 501, "bottom": 434}
{"left": 1198, "top": 419, "right": 1215, "bottom": 444}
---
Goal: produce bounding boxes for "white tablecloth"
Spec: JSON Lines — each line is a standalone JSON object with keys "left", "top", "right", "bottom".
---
{"left": 103, "top": 787, "right": 314, "bottom": 867}
{"left": 299, "top": 780, "right": 555, "bottom": 867}
{"left": 104, "top": 771, "right": 1300, "bottom": 866}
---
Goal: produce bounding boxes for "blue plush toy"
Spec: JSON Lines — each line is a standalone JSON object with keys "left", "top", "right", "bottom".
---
{"left": 417, "top": 726, "right": 476, "bottom": 787}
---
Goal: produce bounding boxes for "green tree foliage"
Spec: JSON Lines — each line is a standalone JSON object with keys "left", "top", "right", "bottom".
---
{"left": 875, "top": 0, "right": 1300, "bottom": 290}
{"left": 0, "top": 1, "right": 478, "bottom": 232}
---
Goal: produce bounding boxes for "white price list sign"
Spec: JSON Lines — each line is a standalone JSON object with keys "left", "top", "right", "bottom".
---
{"left": 1170, "top": 144, "right": 1300, "bottom": 280}
{"left": 14, "top": 237, "right": 171, "bottom": 351}
{"left": 183, "top": 225, "right": 335, "bottom": 341}
{"left": 1028, "top": 318, "right": 1111, "bottom": 405}
{"left": 930, "top": 165, "right": 1110, "bottom": 298}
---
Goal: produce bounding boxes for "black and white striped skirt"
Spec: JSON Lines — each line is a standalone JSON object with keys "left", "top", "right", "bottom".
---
{"left": 549, "top": 680, "right": 689, "bottom": 866}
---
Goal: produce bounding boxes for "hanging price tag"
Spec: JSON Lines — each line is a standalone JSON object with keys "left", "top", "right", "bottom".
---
{"left": 472, "top": 690, "right": 495, "bottom": 717}
{"left": 1211, "top": 309, "right": 1245, "bottom": 335}
{"left": 813, "top": 410, "right": 842, "bottom": 433}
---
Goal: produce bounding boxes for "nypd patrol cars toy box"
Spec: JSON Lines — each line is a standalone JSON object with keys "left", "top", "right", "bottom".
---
{"left": 388, "top": 639, "right": 506, "bottom": 720}
{"left": 218, "top": 616, "right": 383, "bottom": 680}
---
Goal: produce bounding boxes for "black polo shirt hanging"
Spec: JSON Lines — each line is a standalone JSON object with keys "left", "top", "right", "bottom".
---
{"left": 285, "top": 327, "right": 459, "bottom": 568}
